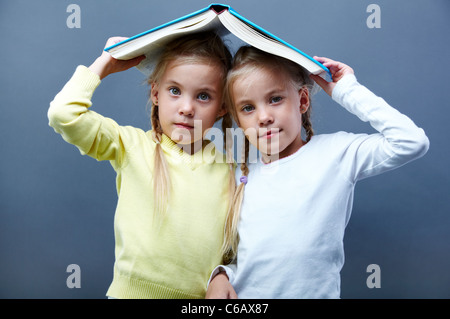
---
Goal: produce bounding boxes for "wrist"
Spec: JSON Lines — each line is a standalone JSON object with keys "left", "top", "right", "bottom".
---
{"left": 216, "top": 271, "right": 229, "bottom": 281}
{"left": 88, "top": 56, "right": 110, "bottom": 80}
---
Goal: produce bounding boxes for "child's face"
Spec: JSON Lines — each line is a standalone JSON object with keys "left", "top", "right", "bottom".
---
{"left": 232, "top": 66, "right": 309, "bottom": 161}
{"left": 151, "top": 60, "right": 226, "bottom": 150}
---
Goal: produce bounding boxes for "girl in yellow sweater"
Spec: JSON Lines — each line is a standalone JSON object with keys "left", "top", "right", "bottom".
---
{"left": 48, "top": 31, "right": 235, "bottom": 299}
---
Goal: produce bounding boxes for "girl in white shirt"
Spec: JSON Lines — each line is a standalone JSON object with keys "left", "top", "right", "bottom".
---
{"left": 206, "top": 46, "right": 429, "bottom": 299}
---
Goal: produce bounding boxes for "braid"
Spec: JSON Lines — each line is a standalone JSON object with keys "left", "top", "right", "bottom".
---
{"left": 241, "top": 138, "right": 250, "bottom": 176}
{"left": 151, "top": 103, "right": 171, "bottom": 222}
{"left": 302, "top": 107, "right": 314, "bottom": 142}
{"left": 151, "top": 104, "right": 162, "bottom": 142}
{"left": 220, "top": 112, "right": 236, "bottom": 263}
{"left": 221, "top": 113, "right": 234, "bottom": 164}
{"left": 221, "top": 136, "right": 250, "bottom": 263}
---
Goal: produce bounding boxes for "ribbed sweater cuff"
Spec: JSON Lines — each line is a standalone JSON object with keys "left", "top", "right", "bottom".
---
{"left": 68, "top": 65, "right": 101, "bottom": 99}
{"left": 106, "top": 271, "right": 204, "bottom": 299}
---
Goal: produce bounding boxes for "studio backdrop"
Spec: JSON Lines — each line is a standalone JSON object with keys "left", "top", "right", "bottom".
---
{"left": 0, "top": 0, "right": 449, "bottom": 298}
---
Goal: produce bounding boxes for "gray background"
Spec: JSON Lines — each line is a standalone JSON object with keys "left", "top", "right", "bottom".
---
{"left": 1, "top": 0, "right": 449, "bottom": 299}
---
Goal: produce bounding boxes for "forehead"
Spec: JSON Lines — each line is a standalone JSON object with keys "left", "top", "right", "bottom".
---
{"left": 169, "top": 58, "right": 223, "bottom": 75}
{"left": 232, "top": 66, "right": 289, "bottom": 95}
{"left": 162, "top": 60, "right": 224, "bottom": 86}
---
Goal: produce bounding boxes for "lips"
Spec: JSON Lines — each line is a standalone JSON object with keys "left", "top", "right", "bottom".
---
{"left": 259, "top": 129, "right": 281, "bottom": 139}
{"left": 174, "top": 122, "right": 194, "bottom": 129}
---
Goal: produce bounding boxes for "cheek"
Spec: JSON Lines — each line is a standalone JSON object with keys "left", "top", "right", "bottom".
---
{"left": 157, "top": 105, "right": 173, "bottom": 133}
{"left": 236, "top": 114, "right": 251, "bottom": 131}
{"left": 282, "top": 108, "right": 303, "bottom": 131}
{"left": 157, "top": 106, "right": 168, "bottom": 124}
{"left": 201, "top": 105, "right": 222, "bottom": 126}
{"left": 238, "top": 119, "right": 259, "bottom": 146}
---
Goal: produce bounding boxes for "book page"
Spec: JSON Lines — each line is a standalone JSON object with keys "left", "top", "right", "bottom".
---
{"left": 218, "top": 11, "right": 324, "bottom": 76}
{"left": 109, "top": 10, "right": 220, "bottom": 60}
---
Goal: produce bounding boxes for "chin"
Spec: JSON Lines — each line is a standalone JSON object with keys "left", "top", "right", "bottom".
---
{"left": 259, "top": 143, "right": 282, "bottom": 156}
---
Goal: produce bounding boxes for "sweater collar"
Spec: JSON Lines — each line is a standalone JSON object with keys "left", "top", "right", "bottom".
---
{"left": 159, "top": 133, "right": 225, "bottom": 168}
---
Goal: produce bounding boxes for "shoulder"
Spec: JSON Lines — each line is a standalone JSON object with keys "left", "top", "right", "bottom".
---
{"left": 119, "top": 125, "right": 149, "bottom": 141}
{"left": 113, "top": 126, "right": 156, "bottom": 154}
{"left": 307, "top": 131, "right": 379, "bottom": 159}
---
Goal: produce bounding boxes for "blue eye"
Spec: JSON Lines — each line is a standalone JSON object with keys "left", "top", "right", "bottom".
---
{"left": 241, "top": 105, "right": 255, "bottom": 113}
{"left": 198, "top": 93, "right": 210, "bottom": 101}
{"left": 169, "top": 87, "right": 181, "bottom": 95}
{"left": 270, "top": 96, "right": 283, "bottom": 104}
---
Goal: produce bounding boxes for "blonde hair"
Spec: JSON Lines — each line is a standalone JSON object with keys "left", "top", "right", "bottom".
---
{"left": 147, "top": 31, "right": 235, "bottom": 224}
{"left": 221, "top": 46, "right": 315, "bottom": 262}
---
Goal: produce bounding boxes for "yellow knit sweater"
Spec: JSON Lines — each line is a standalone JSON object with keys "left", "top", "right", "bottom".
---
{"left": 48, "top": 66, "right": 231, "bottom": 298}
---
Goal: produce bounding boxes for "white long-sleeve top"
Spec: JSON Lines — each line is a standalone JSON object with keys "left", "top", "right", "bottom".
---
{"left": 212, "top": 74, "right": 429, "bottom": 299}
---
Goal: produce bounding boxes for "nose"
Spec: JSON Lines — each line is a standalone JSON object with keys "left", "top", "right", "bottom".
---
{"left": 178, "top": 98, "right": 195, "bottom": 117}
{"left": 258, "top": 107, "right": 274, "bottom": 127}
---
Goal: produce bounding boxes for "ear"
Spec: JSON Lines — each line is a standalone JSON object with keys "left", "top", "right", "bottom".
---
{"left": 299, "top": 86, "right": 310, "bottom": 114}
{"left": 150, "top": 83, "right": 159, "bottom": 105}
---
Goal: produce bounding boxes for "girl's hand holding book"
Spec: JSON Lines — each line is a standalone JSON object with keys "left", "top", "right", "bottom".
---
{"left": 89, "top": 37, "right": 145, "bottom": 80}
{"left": 310, "top": 56, "right": 354, "bottom": 96}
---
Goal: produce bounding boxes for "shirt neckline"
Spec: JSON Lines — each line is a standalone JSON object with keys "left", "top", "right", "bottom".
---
{"left": 258, "top": 136, "right": 314, "bottom": 170}
{"left": 152, "top": 132, "right": 222, "bottom": 168}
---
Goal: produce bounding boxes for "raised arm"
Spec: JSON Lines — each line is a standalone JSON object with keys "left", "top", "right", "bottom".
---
{"left": 47, "top": 37, "right": 145, "bottom": 162}
{"left": 310, "top": 57, "right": 429, "bottom": 181}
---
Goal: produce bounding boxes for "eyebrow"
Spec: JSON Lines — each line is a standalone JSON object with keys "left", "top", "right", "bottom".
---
{"left": 266, "top": 84, "right": 289, "bottom": 95}
{"left": 234, "top": 87, "right": 287, "bottom": 105}
{"left": 234, "top": 98, "right": 252, "bottom": 107}
{"left": 165, "top": 79, "right": 218, "bottom": 94}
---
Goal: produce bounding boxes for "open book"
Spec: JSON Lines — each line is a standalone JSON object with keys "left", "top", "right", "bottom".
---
{"left": 105, "top": 3, "right": 331, "bottom": 80}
